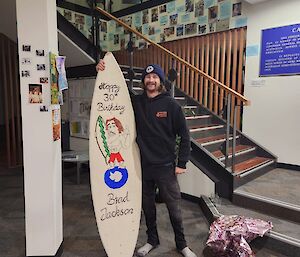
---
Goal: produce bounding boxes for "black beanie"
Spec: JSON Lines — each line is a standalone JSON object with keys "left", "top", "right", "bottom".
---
{"left": 141, "top": 64, "right": 165, "bottom": 84}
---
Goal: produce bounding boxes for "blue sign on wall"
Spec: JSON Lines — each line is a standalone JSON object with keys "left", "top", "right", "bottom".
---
{"left": 260, "top": 24, "right": 300, "bottom": 76}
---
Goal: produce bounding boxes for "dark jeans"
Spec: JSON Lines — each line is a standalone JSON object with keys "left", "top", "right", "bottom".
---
{"left": 142, "top": 164, "right": 187, "bottom": 250}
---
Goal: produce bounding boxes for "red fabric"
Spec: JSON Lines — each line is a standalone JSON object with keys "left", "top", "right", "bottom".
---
{"left": 108, "top": 152, "right": 124, "bottom": 163}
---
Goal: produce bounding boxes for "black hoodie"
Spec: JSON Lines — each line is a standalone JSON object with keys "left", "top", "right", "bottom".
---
{"left": 132, "top": 91, "right": 190, "bottom": 169}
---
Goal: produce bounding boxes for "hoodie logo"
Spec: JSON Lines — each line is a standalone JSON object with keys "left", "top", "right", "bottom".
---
{"left": 156, "top": 111, "right": 168, "bottom": 118}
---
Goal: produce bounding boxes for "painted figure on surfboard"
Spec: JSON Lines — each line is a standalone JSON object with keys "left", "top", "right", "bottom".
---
{"left": 95, "top": 115, "right": 130, "bottom": 189}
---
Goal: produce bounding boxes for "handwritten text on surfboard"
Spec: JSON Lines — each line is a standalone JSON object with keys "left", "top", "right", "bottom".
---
{"left": 100, "top": 191, "right": 133, "bottom": 221}
{"left": 97, "top": 82, "right": 125, "bottom": 114}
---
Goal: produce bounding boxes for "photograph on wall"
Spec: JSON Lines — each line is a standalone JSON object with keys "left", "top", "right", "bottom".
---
{"left": 56, "top": 56, "right": 68, "bottom": 91}
{"left": 185, "top": 23, "right": 197, "bottom": 35}
{"left": 195, "top": 0, "right": 204, "bottom": 17}
{"left": 40, "top": 105, "right": 48, "bottom": 112}
{"left": 138, "top": 41, "right": 148, "bottom": 49}
{"left": 21, "top": 58, "right": 31, "bottom": 65}
{"left": 36, "top": 49, "right": 45, "bottom": 56}
{"left": 124, "top": 16, "right": 133, "bottom": 26}
{"left": 114, "top": 35, "right": 119, "bottom": 44}
{"left": 134, "top": 12, "right": 142, "bottom": 27}
{"left": 219, "top": 0, "right": 231, "bottom": 19}
{"left": 199, "top": 24, "right": 207, "bottom": 34}
{"left": 160, "top": 15, "right": 168, "bottom": 26}
{"left": 170, "top": 14, "right": 178, "bottom": 25}
{"left": 177, "top": 25, "right": 184, "bottom": 37}
{"left": 52, "top": 108, "right": 61, "bottom": 141}
{"left": 216, "top": 18, "right": 230, "bottom": 32}
{"left": 142, "top": 10, "right": 149, "bottom": 24}
{"left": 120, "top": 38, "right": 126, "bottom": 50}
{"left": 186, "top": 0, "right": 195, "bottom": 12}
{"left": 75, "top": 13, "right": 85, "bottom": 25}
{"left": 136, "top": 26, "right": 142, "bottom": 33}
{"left": 149, "top": 26, "right": 155, "bottom": 35}
{"left": 159, "top": 4, "right": 167, "bottom": 13}
{"left": 167, "top": 1, "right": 176, "bottom": 13}
{"left": 28, "top": 84, "right": 43, "bottom": 104}
{"left": 49, "top": 52, "right": 59, "bottom": 105}
{"left": 232, "top": 2, "right": 242, "bottom": 17}
{"left": 164, "top": 27, "right": 175, "bottom": 38}
{"left": 40, "top": 77, "right": 49, "bottom": 83}
{"left": 181, "top": 13, "right": 191, "bottom": 23}
{"left": 209, "top": 22, "right": 216, "bottom": 33}
{"left": 100, "top": 21, "right": 107, "bottom": 32}
{"left": 37, "top": 64, "right": 46, "bottom": 71}
{"left": 208, "top": 6, "right": 218, "bottom": 23}
{"left": 160, "top": 33, "right": 166, "bottom": 42}
{"left": 21, "top": 70, "right": 30, "bottom": 78}
{"left": 63, "top": 10, "right": 72, "bottom": 20}
{"left": 22, "top": 45, "right": 31, "bottom": 52}
{"left": 151, "top": 8, "right": 158, "bottom": 22}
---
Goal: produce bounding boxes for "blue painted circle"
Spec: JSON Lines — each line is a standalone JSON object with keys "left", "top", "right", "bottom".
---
{"left": 104, "top": 166, "right": 128, "bottom": 189}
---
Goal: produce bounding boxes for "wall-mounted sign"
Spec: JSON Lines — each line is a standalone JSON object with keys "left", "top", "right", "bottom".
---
{"left": 260, "top": 23, "right": 300, "bottom": 76}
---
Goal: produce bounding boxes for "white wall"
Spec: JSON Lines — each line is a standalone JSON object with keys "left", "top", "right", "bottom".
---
{"left": 178, "top": 161, "right": 215, "bottom": 198}
{"left": 243, "top": 0, "right": 300, "bottom": 165}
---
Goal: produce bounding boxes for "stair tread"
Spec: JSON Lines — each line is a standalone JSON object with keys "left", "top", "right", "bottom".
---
{"left": 189, "top": 124, "right": 222, "bottom": 130}
{"left": 233, "top": 157, "right": 272, "bottom": 174}
{"left": 196, "top": 134, "right": 231, "bottom": 144}
{"left": 185, "top": 114, "right": 211, "bottom": 120}
{"left": 212, "top": 145, "right": 255, "bottom": 159}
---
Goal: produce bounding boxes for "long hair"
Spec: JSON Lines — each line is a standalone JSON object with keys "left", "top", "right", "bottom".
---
{"left": 106, "top": 117, "right": 124, "bottom": 133}
{"left": 142, "top": 82, "right": 166, "bottom": 93}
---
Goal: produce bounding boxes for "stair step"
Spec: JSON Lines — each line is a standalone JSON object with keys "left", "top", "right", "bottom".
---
{"left": 185, "top": 115, "right": 211, "bottom": 120}
{"left": 175, "top": 96, "right": 185, "bottom": 100}
{"left": 125, "top": 78, "right": 141, "bottom": 83}
{"left": 183, "top": 105, "right": 197, "bottom": 109}
{"left": 233, "top": 157, "right": 272, "bottom": 174}
{"left": 212, "top": 145, "right": 255, "bottom": 159}
{"left": 189, "top": 124, "right": 223, "bottom": 132}
{"left": 196, "top": 134, "right": 239, "bottom": 146}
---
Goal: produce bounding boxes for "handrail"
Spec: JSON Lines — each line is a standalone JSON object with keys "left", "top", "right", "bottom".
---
{"left": 95, "top": 7, "right": 250, "bottom": 106}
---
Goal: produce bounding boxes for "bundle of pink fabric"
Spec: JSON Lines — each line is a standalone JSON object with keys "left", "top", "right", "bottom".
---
{"left": 206, "top": 215, "right": 273, "bottom": 257}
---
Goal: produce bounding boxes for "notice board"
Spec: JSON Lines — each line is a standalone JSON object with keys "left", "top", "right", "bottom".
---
{"left": 260, "top": 23, "right": 300, "bottom": 76}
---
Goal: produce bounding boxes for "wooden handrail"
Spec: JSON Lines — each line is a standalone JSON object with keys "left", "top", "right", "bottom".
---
{"left": 96, "top": 7, "right": 250, "bottom": 106}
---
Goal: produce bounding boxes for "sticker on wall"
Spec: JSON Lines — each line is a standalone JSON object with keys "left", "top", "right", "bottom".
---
{"left": 75, "top": 13, "right": 85, "bottom": 25}
{"left": 133, "top": 12, "right": 142, "bottom": 27}
{"left": 114, "top": 35, "right": 119, "bottom": 45}
{"left": 149, "top": 26, "right": 155, "bottom": 35}
{"left": 216, "top": 18, "right": 229, "bottom": 32}
{"left": 195, "top": 0, "right": 204, "bottom": 17}
{"left": 208, "top": 6, "right": 218, "bottom": 23}
{"left": 28, "top": 84, "right": 43, "bottom": 104}
{"left": 232, "top": 2, "right": 242, "bottom": 17}
{"left": 164, "top": 27, "right": 175, "bottom": 38}
{"left": 36, "top": 50, "right": 45, "bottom": 56}
{"left": 204, "top": 0, "right": 215, "bottom": 9}
{"left": 49, "top": 52, "right": 59, "bottom": 105}
{"left": 170, "top": 14, "right": 178, "bottom": 25}
{"left": 199, "top": 24, "right": 207, "bottom": 34}
{"left": 160, "top": 15, "right": 168, "bottom": 26}
{"left": 101, "top": 21, "right": 107, "bottom": 32}
{"left": 186, "top": 0, "right": 195, "bottom": 12}
{"left": 235, "top": 17, "right": 247, "bottom": 28}
{"left": 52, "top": 107, "right": 61, "bottom": 142}
{"left": 21, "top": 70, "right": 30, "bottom": 78}
{"left": 177, "top": 25, "right": 184, "bottom": 37}
{"left": 185, "top": 23, "right": 197, "bottom": 35}
{"left": 63, "top": 9, "right": 72, "bottom": 20}
{"left": 40, "top": 77, "right": 49, "bottom": 84}
{"left": 56, "top": 56, "right": 68, "bottom": 91}
{"left": 159, "top": 4, "right": 167, "bottom": 13}
{"left": 167, "top": 1, "right": 176, "bottom": 13}
{"left": 209, "top": 22, "right": 216, "bottom": 33}
{"left": 181, "top": 13, "right": 191, "bottom": 23}
{"left": 21, "top": 58, "right": 31, "bottom": 65}
{"left": 151, "top": 8, "right": 158, "bottom": 22}
{"left": 219, "top": 0, "right": 231, "bottom": 19}
{"left": 142, "top": 9, "right": 149, "bottom": 24}
{"left": 37, "top": 64, "right": 46, "bottom": 71}
{"left": 40, "top": 105, "right": 49, "bottom": 112}
{"left": 22, "top": 45, "right": 31, "bottom": 52}
{"left": 198, "top": 15, "right": 208, "bottom": 24}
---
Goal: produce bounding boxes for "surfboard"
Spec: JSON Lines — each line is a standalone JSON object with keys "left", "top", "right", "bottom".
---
{"left": 89, "top": 52, "right": 142, "bottom": 257}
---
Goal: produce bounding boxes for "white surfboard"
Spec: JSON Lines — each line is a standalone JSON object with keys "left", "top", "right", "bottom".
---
{"left": 89, "top": 52, "right": 142, "bottom": 257}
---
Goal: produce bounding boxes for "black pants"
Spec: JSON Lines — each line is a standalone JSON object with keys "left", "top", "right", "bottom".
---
{"left": 142, "top": 164, "right": 187, "bottom": 250}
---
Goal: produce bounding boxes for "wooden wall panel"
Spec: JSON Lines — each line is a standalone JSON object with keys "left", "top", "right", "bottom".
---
{"left": 0, "top": 34, "right": 22, "bottom": 168}
{"left": 113, "top": 27, "right": 247, "bottom": 128}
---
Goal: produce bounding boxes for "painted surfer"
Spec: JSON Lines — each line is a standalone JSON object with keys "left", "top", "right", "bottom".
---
{"left": 106, "top": 117, "right": 129, "bottom": 168}
{"left": 97, "top": 60, "right": 197, "bottom": 257}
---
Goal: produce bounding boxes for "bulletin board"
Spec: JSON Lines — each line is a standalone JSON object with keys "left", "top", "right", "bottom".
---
{"left": 68, "top": 78, "right": 95, "bottom": 139}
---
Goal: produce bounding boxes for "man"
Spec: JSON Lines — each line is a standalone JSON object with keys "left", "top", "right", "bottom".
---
{"left": 96, "top": 60, "right": 197, "bottom": 257}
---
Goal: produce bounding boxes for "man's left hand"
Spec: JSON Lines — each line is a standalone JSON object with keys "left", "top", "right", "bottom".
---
{"left": 175, "top": 167, "right": 187, "bottom": 174}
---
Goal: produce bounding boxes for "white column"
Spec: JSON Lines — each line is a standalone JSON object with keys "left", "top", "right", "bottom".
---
{"left": 16, "top": 0, "right": 63, "bottom": 256}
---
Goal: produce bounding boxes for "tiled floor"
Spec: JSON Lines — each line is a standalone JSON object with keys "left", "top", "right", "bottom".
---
{"left": 0, "top": 166, "right": 291, "bottom": 257}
